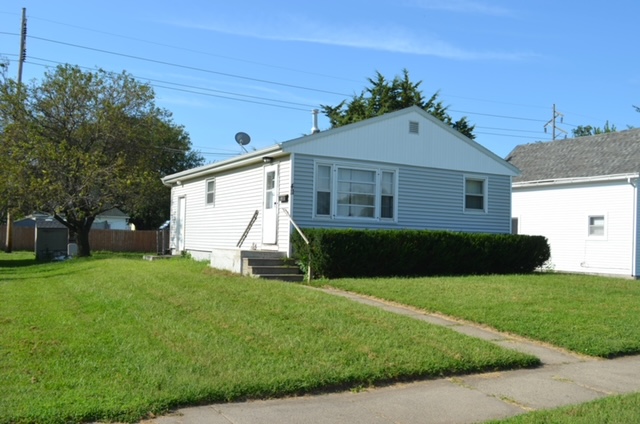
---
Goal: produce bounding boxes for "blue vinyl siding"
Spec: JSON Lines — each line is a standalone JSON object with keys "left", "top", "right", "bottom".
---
{"left": 292, "top": 154, "right": 511, "bottom": 233}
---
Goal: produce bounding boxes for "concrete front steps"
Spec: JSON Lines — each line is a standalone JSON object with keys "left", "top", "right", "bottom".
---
{"left": 243, "top": 254, "right": 305, "bottom": 282}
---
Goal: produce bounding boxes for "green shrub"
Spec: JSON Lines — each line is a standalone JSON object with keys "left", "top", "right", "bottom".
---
{"left": 292, "top": 229, "right": 550, "bottom": 279}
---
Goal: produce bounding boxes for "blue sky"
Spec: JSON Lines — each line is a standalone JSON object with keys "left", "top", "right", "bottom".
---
{"left": 1, "top": 1, "right": 638, "bottom": 162}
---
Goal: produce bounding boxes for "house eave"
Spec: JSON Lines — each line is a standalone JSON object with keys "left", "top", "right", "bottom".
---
{"left": 513, "top": 172, "right": 640, "bottom": 188}
{"left": 162, "top": 145, "right": 284, "bottom": 186}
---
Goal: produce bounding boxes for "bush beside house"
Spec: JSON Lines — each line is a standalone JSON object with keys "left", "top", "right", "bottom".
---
{"left": 292, "top": 229, "right": 550, "bottom": 279}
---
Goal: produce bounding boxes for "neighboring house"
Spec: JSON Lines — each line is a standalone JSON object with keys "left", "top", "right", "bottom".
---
{"left": 507, "top": 128, "right": 640, "bottom": 278}
{"left": 91, "top": 208, "right": 132, "bottom": 230}
{"left": 162, "top": 106, "right": 520, "bottom": 272}
{"left": 14, "top": 208, "right": 132, "bottom": 230}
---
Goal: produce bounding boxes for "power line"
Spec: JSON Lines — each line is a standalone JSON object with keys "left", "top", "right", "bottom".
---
{"left": 1, "top": 33, "right": 586, "bottom": 129}
{"left": 475, "top": 126, "right": 546, "bottom": 134}
{"left": 1, "top": 29, "right": 591, "bottom": 141}
{"left": 151, "top": 83, "right": 310, "bottom": 111}
{"left": 26, "top": 57, "right": 313, "bottom": 111}
{"left": 0, "top": 29, "right": 614, "bottom": 126}
{"left": 13, "top": 57, "right": 561, "bottom": 143}
{"left": 28, "top": 35, "right": 352, "bottom": 97}
{"left": 25, "top": 15, "right": 362, "bottom": 85}
{"left": 475, "top": 131, "right": 552, "bottom": 141}
{"left": 450, "top": 109, "right": 547, "bottom": 123}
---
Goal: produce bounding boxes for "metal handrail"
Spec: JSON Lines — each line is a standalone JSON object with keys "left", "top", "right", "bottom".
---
{"left": 281, "top": 208, "right": 311, "bottom": 282}
{"left": 237, "top": 210, "right": 259, "bottom": 248}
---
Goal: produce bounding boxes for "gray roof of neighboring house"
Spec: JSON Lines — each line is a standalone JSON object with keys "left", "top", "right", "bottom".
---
{"left": 35, "top": 218, "right": 68, "bottom": 229}
{"left": 98, "top": 207, "right": 129, "bottom": 218}
{"left": 506, "top": 128, "right": 640, "bottom": 183}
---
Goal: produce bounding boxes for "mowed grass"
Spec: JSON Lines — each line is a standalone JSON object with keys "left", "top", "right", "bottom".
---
{"left": 313, "top": 273, "right": 640, "bottom": 358}
{"left": 488, "top": 392, "right": 640, "bottom": 423}
{"left": 0, "top": 252, "right": 538, "bottom": 424}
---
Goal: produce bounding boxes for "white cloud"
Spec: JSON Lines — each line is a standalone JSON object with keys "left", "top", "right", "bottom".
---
{"left": 169, "top": 15, "right": 534, "bottom": 61}
{"left": 408, "top": 0, "right": 514, "bottom": 16}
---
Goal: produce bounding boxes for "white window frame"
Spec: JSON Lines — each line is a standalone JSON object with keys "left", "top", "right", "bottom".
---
{"left": 587, "top": 214, "right": 606, "bottom": 239}
{"left": 313, "top": 162, "right": 398, "bottom": 222}
{"left": 463, "top": 175, "right": 488, "bottom": 213}
{"left": 314, "top": 164, "right": 332, "bottom": 217}
{"left": 205, "top": 178, "right": 216, "bottom": 206}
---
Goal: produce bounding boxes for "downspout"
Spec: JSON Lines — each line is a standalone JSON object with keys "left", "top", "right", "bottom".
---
{"left": 629, "top": 177, "right": 638, "bottom": 277}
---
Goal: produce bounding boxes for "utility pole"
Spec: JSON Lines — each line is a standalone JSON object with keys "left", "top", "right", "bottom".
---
{"left": 544, "top": 103, "right": 567, "bottom": 140}
{"left": 5, "top": 7, "right": 26, "bottom": 253}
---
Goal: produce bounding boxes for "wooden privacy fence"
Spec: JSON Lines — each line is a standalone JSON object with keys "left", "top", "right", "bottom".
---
{"left": 0, "top": 225, "right": 166, "bottom": 253}
{"left": 0, "top": 226, "right": 35, "bottom": 251}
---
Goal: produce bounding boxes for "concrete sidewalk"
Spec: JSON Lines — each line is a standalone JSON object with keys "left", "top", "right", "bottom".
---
{"left": 146, "top": 289, "right": 640, "bottom": 424}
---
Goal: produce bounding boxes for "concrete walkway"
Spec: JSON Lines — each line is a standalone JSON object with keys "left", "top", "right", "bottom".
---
{"left": 146, "top": 288, "right": 640, "bottom": 424}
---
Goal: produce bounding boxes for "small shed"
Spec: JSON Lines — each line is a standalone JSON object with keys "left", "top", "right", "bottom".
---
{"left": 35, "top": 219, "right": 69, "bottom": 260}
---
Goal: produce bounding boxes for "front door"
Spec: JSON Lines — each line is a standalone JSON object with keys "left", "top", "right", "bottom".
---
{"left": 262, "top": 164, "right": 278, "bottom": 245}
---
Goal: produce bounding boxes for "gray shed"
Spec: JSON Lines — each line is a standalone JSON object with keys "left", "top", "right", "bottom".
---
{"left": 35, "top": 219, "right": 69, "bottom": 260}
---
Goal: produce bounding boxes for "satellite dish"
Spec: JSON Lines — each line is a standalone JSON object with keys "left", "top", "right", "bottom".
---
{"left": 235, "top": 132, "right": 251, "bottom": 153}
{"left": 235, "top": 132, "right": 251, "bottom": 145}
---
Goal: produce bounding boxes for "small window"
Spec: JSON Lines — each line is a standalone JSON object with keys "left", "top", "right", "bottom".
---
{"left": 316, "top": 165, "right": 331, "bottom": 216}
{"left": 381, "top": 171, "right": 395, "bottom": 219}
{"left": 511, "top": 217, "right": 519, "bottom": 234}
{"left": 465, "top": 178, "right": 486, "bottom": 212}
{"left": 588, "top": 215, "right": 605, "bottom": 236}
{"left": 205, "top": 178, "right": 215, "bottom": 206}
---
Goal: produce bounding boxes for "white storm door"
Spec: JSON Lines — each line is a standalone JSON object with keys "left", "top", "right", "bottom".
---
{"left": 176, "top": 196, "right": 186, "bottom": 251}
{"left": 262, "top": 164, "right": 278, "bottom": 244}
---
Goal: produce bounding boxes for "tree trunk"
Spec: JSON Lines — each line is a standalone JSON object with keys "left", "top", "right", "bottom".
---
{"left": 76, "top": 227, "right": 91, "bottom": 257}
{"left": 56, "top": 214, "right": 95, "bottom": 257}
{"left": 75, "top": 217, "right": 95, "bottom": 257}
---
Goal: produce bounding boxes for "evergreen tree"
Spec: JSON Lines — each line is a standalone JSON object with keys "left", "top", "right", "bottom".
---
{"left": 321, "top": 69, "right": 475, "bottom": 139}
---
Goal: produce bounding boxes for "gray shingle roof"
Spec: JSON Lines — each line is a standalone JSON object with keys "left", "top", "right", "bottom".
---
{"left": 35, "top": 218, "right": 68, "bottom": 229}
{"left": 506, "top": 128, "right": 640, "bottom": 183}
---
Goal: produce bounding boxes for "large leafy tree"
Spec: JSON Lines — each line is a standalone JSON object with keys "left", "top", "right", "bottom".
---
{"left": 0, "top": 64, "right": 202, "bottom": 256}
{"left": 321, "top": 69, "right": 476, "bottom": 139}
{"left": 126, "top": 118, "right": 204, "bottom": 230}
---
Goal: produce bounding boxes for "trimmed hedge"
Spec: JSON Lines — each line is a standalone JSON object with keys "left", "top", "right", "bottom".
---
{"left": 292, "top": 229, "right": 550, "bottom": 279}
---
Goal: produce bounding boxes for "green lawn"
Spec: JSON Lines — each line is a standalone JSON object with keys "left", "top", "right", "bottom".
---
{"left": 487, "top": 392, "right": 640, "bottom": 423}
{"left": 312, "top": 273, "right": 640, "bottom": 358}
{"left": 0, "top": 252, "right": 537, "bottom": 424}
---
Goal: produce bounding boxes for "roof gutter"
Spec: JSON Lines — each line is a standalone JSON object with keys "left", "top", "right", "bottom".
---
{"left": 513, "top": 172, "right": 640, "bottom": 188}
{"left": 162, "top": 145, "right": 283, "bottom": 186}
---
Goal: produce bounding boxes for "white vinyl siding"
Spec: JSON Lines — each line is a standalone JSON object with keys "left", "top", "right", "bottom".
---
{"left": 285, "top": 108, "right": 518, "bottom": 178}
{"left": 513, "top": 181, "right": 634, "bottom": 276}
{"left": 171, "top": 158, "right": 292, "bottom": 259}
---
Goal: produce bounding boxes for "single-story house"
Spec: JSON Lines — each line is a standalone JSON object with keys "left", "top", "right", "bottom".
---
{"left": 507, "top": 128, "right": 640, "bottom": 277}
{"left": 162, "top": 106, "right": 520, "bottom": 273}
{"left": 91, "top": 207, "right": 132, "bottom": 230}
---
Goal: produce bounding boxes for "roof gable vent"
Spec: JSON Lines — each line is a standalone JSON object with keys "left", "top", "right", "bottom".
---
{"left": 409, "top": 120, "right": 419, "bottom": 134}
